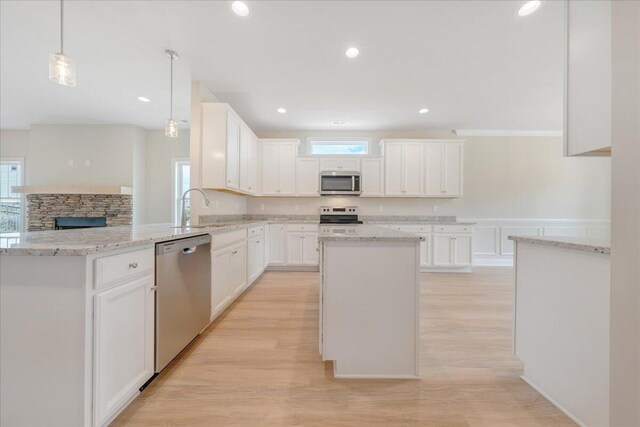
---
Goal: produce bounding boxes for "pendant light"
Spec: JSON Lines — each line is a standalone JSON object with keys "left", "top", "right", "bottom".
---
{"left": 165, "top": 50, "right": 179, "bottom": 138}
{"left": 49, "top": 0, "right": 76, "bottom": 87}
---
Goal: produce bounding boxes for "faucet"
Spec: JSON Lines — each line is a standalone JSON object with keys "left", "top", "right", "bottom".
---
{"left": 180, "top": 188, "right": 210, "bottom": 227}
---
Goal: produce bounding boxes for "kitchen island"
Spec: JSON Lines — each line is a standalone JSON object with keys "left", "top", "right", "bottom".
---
{"left": 509, "top": 235, "right": 611, "bottom": 427}
{"left": 318, "top": 225, "right": 423, "bottom": 379}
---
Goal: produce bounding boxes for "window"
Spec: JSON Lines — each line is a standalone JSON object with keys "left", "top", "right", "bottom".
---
{"left": 0, "top": 159, "right": 24, "bottom": 232}
{"left": 308, "top": 137, "right": 370, "bottom": 155}
{"left": 172, "top": 159, "right": 190, "bottom": 224}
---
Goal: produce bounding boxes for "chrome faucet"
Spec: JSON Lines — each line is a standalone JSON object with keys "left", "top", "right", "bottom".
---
{"left": 180, "top": 188, "right": 210, "bottom": 227}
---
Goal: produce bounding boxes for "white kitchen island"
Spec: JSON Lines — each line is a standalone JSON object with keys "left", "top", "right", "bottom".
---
{"left": 318, "top": 225, "right": 422, "bottom": 379}
{"left": 510, "top": 235, "right": 611, "bottom": 427}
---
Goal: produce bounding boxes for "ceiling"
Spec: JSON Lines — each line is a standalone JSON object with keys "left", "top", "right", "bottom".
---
{"left": 0, "top": 1, "right": 565, "bottom": 132}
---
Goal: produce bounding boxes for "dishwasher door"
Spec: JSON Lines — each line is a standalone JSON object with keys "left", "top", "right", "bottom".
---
{"left": 155, "top": 234, "right": 211, "bottom": 372}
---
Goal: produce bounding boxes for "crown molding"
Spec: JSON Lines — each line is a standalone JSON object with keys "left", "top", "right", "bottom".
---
{"left": 454, "top": 129, "right": 563, "bottom": 137}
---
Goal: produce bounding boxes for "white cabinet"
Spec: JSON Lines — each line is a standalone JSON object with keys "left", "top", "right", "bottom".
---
{"left": 452, "top": 234, "right": 472, "bottom": 266}
{"left": 211, "top": 231, "right": 247, "bottom": 319}
{"left": 248, "top": 236, "right": 265, "bottom": 284}
{"left": 319, "top": 158, "right": 360, "bottom": 172}
{"left": 425, "top": 142, "right": 463, "bottom": 197}
{"left": 361, "top": 157, "right": 384, "bottom": 197}
{"left": 93, "top": 274, "right": 155, "bottom": 427}
{"left": 268, "top": 223, "right": 286, "bottom": 265}
{"left": 286, "top": 232, "right": 318, "bottom": 266}
{"left": 433, "top": 234, "right": 454, "bottom": 266}
{"left": 200, "top": 103, "right": 258, "bottom": 194}
{"left": 382, "top": 141, "right": 424, "bottom": 196}
{"left": 433, "top": 233, "right": 473, "bottom": 267}
{"left": 240, "top": 125, "right": 258, "bottom": 194}
{"left": 419, "top": 233, "right": 432, "bottom": 267}
{"left": 296, "top": 158, "right": 319, "bottom": 196}
{"left": 260, "top": 139, "right": 299, "bottom": 196}
{"left": 564, "top": 0, "right": 612, "bottom": 156}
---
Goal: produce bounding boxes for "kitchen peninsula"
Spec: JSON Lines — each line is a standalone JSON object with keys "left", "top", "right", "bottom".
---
{"left": 318, "top": 225, "right": 422, "bottom": 378}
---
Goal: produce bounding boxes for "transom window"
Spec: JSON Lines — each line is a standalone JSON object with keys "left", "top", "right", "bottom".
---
{"left": 308, "top": 137, "right": 370, "bottom": 155}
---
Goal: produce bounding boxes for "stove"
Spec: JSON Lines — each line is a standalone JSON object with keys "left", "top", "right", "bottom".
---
{"left": 319, "top": 206, "right": 363, "bottom": 225}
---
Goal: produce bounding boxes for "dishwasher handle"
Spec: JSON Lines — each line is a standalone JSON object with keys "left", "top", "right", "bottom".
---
{"left": 183, "top": 246, "right": 197, "bottom": 255}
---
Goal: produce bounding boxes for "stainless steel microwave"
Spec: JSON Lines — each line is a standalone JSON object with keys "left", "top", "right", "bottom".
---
{"left": 319, "top": 171, "right": 361, "bottom": 196}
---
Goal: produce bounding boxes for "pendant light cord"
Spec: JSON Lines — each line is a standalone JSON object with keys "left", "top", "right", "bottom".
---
{"left": 170, "top": 53, "right": 173, "bottom": 119}
{"left": 60, "top": 0, "right": 64, "bottom": 53}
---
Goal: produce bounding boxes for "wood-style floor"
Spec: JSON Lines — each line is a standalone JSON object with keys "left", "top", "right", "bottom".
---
{"left": 113, "top": 268, "right": 575, "bottom": 426}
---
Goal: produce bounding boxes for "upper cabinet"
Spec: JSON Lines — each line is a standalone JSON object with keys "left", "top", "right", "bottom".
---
{"left": 260, "top": 139, "right": 299, "bottom": 196}
{"left": 319, "top": 158, "right": 361, "bottom": 172}
{"left": 425, "top": 141, "right": 463, "bottom": 197}
{"left": 381, "top": 141, "right": 424, "bottom": 196}
{"left": 564, "top": 0, "right": 612, "bottom": 156}
{"left": 296, "top": 158, "right": 320, "bottom": 197}
{"left": 360, "top": 158, "right": 384, "bottom": 197}
{"left": 200, "top": 103, "right": 260, "bottom": 194}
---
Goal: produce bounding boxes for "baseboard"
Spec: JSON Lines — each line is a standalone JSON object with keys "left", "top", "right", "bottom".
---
{"left": 473, "top": 258, "right": 514, "bottom": 267}
{"left": 520, "top": 375, "right": 588, "bottom": 427}
{"left": 421, "top": 267, "right": 472, "bottom": 273}
{"left": 266, "top": 265, "right": 319, "bottom": 272}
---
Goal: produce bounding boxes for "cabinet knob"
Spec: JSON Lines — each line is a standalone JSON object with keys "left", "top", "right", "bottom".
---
{"left": 129, "top": 262, "right": 138, "bottom": 269}
{"left": 150, "top": 286, "right": 158, "bottom": 292}
{"left": 256, "top": 240, "right": 260, "bottom": 244}
{"left": 232, "top": 250, "right": 238, "bottom": 255}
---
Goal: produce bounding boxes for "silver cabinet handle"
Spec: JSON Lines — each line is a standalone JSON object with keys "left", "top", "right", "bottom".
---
{"left": 150, "top": 286, "right": 158, "bottom": 292}
{"left": 129, "top": 262, "right": 138, "bottom": 269}
{"left": 256, "top": 240, "right": 260, "bottom": 244}
{"left": 232, "top": 250, "right": 238, "bottom": 254}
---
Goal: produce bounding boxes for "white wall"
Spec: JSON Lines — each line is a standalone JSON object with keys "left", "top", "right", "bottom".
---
{"left": 249, "top": 132, "right": 611, "bottom": 220}
{"left": 610, "top": 2, "right": 640, "bottom": 425}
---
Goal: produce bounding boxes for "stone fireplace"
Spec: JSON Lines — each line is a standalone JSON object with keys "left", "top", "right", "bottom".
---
{"left": 13, "top": 186, "right": 133, "bottom": 231}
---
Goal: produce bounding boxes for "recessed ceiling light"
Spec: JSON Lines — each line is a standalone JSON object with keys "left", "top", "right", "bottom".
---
{"left": 345, "top": 47, "right": 359, "bottom": 58}
{"left": 517, "top": 0, "right": 541, "bottom": 17}
{"left": 332, "top": 120, "right": 347, "bottom": 125}
{"left": 137, "top": 96, "right": 150, "bottom": 103}
{"left": 231, "top": 1, "right": 250, "bottom": 17}
{"left": 277, "top": 107, "right": 287, "bottom": 114}
{"left": 419, "top": 108, "right": 429, "bottom": 114}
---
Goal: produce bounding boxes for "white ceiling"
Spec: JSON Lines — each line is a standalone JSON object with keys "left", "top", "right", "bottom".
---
{"left": 0, "top": 1, "right": 565, "bottom": 132}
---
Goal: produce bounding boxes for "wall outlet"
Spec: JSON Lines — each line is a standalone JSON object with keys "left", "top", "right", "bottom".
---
{"left": 378, "top": 204, "right": 384, "bottom": 212}
{"left": 85, "top": 160, "right": 91, "bottom": 167}
{"left": 68, "top": 159, "right": 74, "bottom": 167}
{"left": 432, "top": 204, "right": 438, "bottom": 212}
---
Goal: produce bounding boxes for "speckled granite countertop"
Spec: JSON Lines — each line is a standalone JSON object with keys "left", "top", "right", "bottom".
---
{"left": 508, "top": 235, "right": 610, "bottom": 255}
{"left": 318, "top": 225, "right": 424, "bottom": 242}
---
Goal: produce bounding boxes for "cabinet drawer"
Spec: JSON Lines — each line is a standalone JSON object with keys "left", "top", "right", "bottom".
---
{"left": 247, "top": 225, "right": 265, "bottom": 238}
{"left": 286, "top": 224, "right": 318, "bottom": 232}
{"left": 94, "top": 248, "right": 154, "bottom": 290}
{"left": 212, "top": 229, "right": 246, "bottom": 250}
{"left": 433, "top": 225, "right": 472, "bottom": 233}
{"left": 389, "top": 224, "right": 432, "bottom": 233}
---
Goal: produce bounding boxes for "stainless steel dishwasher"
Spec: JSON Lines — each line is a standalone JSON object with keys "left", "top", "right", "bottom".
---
{"left": 155, "top": 234, "right": 211, "bottom": 372}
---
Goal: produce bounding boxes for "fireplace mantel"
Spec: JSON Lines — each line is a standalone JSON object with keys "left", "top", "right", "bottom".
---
{"left": 12, "top": 185, "right": 133, "bottom": 195}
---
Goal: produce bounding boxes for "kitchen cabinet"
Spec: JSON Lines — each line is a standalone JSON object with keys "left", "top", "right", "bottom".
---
{"left": 260, "top": 139, "right": 298, "bottom": 196}
{"left": 296, "top": 158, "right": 320, "bottom": 196}
{"left": 93, "top": 274, "right": 155, "bottom": 427}
{"left": 319, "top": 157, "right": 360, "bottom": 172}
{"left": 433, "top": 229, "right": 473, "bottom": 267}
{"left": 360, "top": 157, "right": 384, "bottom": 197}
{"left": 240, "top": 125, "right": 258, "bottom": 194}
{"left": 564, "top": 0, "right": 612, "bottom": 156}
{"left": 268, "top": 223, "right": 286, "bottom": 265}
{"left": 200, "top": 103, "right": 259, "bottom": 194}
{"left": 388, "top": 224, "right": 432, "bottom": 268}
{"left": 425, "top": 141, "right": 463, "bottom": 197}
{"left": 211, "top": 231, "right": 247, "bottom": 319}
{"left": 248, "top": 226, "right": 265, "bottom": 284}
{"left": 286, "top": 232, "right": 318, "bottom": 265}
{"left": 382, "top": 141, "right": 424, "bottom": 196}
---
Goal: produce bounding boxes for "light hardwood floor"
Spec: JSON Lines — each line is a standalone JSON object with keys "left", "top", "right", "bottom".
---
{"left": 113, "top": 268, "right": 575, "bottom": 426}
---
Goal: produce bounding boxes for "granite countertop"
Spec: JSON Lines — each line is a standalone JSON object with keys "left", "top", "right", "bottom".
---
{"left": 318, "top": 225, "right": 424, "bottom": 242}
{"left": 508, "top": 235, "right": 610, "bottom": 255}
{"left": 0, "top": 221, "right": 270, "bottom": 256}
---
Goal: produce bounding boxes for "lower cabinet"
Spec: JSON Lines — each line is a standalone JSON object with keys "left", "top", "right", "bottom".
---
{"left": 268, "top": 223, "right": 286, "bottom": 265}
{"left": 286, "top": 231, "right": 319, "bottom": 266}
{"left": 433, "top": 233, "right": 473, "bottom": 267}
{"left": 93, "top": 274, "right": 155, "bottom": 427}
{"left": 211, "top": 240, "right": 247, "bottom": 320}
{"left": 248, "top": 235, "right": 265, "bottom": 284}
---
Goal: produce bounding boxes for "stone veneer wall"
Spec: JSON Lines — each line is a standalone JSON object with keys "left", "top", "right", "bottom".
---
{"left": 26, "top": 194, "right": 133, "bottom": 231}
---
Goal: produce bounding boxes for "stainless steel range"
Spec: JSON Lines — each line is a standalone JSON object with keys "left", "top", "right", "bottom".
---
{"left": 319, "top": 206, "right": 363, "bottom": 224}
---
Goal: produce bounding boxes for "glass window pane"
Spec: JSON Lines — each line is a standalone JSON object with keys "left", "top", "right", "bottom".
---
{"left": 0, "top": 161, "right": 22, "bottom": 232}
{"left": 311, "top": 144, "right": 367, "bottom": 155}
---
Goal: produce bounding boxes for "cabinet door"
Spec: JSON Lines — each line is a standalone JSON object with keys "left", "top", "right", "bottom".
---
{"left": 94, "top": 275, "right": 154, "bottom": 426}
{"left": 425, "top": 143, "right": 444, "bottom": 196}
{"left": 247, "top": 134, "right": 258, "bottom": 194}
{"left": 432, "top": 234, "right": 453, "bottom": 266}
{"left": 302, "top": 232, "right": 319, "bottom": 265}
{"left": 296, "top": 158, "right": 319, "bottom": 196}
{"left": 453, "top": 234, "right": 473, "bottom": 267}
{"left": 248, "top": 238, "right": 258, "bottom": 283}
{"left": 261, "top": 142, "right": 281, "bottom": 195}
{"left": 268, "top": 224, "right": 285, "bottom": 265}
{"left": 278, "top": 142, "right": 297, "bottom": 195}
{"left": 319, "top": 158, "right": 342, "bottom": 171}
{"left": 361, "top": 158, "right": 383, "bottom": 196}
{"left": 384, "top": 143, "right": 404, "bottom": 196}
{"left": 286, "top": 232, "right": 304, "bottom": 265}
{"left": 226, "top": 113, "right": 240, "bottom": 190}
{"left": 403, "top": 143, "right": 424, "bottom": 196}
{"left": 255, "top": 237, "right": 265, "bottom": 276}
{"left": 211, "top": 250, "right": 231, "bottom": 316}
{"left": 444, "top": 143, "right": 462, "bottom": 197}
{"left": 239, "top": 125, "right": 251, "bottom": 193}
{"left": 418, "top": 233, "right": 432, "bottom": 267}
{"left": 230, "top": 244, "right": 247, "bottom": 297}
{"left": 339, "top": 158, "right": 360, "bottom": 171}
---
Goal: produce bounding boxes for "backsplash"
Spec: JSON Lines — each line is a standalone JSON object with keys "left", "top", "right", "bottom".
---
{"left": 199, "top": 213, "right": 456, "bottom": 224}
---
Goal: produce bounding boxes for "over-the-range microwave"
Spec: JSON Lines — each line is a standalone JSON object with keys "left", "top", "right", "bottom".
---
{"left": 319, "top": 171, "right": 361, "bottom": 196}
